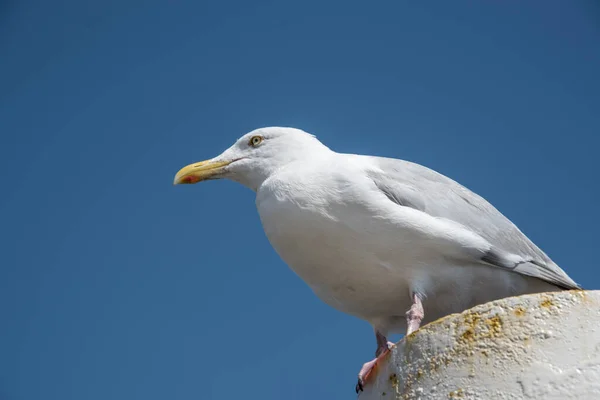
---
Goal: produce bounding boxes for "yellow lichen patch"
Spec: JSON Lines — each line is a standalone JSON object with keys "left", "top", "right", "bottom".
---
{"left": 389, "top": 373, "right": 398, "bottom": 388}
{"left": 513, "top": 306, "right": 526, "bottom": 317}
{"left": 461, "top": 328, "right": 475, "bottom": 342}
{"left": 449, "top": 388, "right": 465, "bottom": 398}
{"left": 458, "top": 312, "right": 482, "bottom": 343}
{"left": 404, "top": 372, "right": 414, "bottom": 391}
{"left": 455, "top": 311, "right": 504, "bottom": 363}
{"left": 540, "top": 298, "right": 554, "bottom": 308}
{"left": 485, "top": 315, "right": 503, "bottom": 336}
{"left": 428, "top": 356, "right": 436, "bottom": 370}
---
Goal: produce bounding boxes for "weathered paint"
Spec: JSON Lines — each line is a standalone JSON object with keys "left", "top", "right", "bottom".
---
{"left": 359, "top": 290, "right": 600, "bottom": 400}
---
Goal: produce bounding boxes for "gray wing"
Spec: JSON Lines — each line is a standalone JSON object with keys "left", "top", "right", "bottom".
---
{"left": 365, "top": 156, "right": 580, "bottom": 290}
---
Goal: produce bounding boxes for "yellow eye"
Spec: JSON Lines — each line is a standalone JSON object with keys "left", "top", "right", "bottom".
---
{"left": 249, "top": 135, "right": 263, "bottom": 147}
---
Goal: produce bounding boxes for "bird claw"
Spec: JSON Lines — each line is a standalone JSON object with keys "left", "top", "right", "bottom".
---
{"left": 355, "top": 344, "right": 393, "bottom": 393}
{"left": 355, "top": 378, "right": 364, "bottom": 393}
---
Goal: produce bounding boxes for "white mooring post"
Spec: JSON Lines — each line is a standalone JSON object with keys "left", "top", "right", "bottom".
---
{"left": 359, "top": 290, "right": 600, "bottom": 400}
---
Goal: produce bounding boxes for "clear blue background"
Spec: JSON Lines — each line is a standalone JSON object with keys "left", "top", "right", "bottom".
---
{"left": 1, "top": 1, "right": 599, "bottom": 399}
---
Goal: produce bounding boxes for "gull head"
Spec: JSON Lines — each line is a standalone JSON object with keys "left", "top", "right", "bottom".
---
{"left": 173, "top": 127, "right": 330, "bottom": 191}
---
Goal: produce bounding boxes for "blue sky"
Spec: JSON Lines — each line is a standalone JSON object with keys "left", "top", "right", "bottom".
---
{"left": 1, "top": 1, "right": 599, "bottom": 399}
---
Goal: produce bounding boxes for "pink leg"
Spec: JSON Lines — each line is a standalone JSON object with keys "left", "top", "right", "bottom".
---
{"left": 406, "top": 293, "right": 424, "bottom": 335}
{"left": 356, "top": 331, "right": 395, "bottom": 392}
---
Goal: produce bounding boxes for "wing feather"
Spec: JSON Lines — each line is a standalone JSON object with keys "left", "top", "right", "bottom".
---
{"left": 366, "top": 155, "right": 580, "bottom": 290}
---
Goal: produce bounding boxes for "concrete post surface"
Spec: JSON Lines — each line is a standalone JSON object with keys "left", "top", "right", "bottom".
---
{"left": 359, "top": 290, "right": 600, "bottom": 400}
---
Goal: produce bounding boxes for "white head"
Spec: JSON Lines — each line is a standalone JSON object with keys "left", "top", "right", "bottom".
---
{"left": 173, "top": 127, "right": 331, "bottom": 191}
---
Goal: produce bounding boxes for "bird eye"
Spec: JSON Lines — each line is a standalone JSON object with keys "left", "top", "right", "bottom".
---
{"left": 249, "top": 135, "right": 263, "bottom": 147}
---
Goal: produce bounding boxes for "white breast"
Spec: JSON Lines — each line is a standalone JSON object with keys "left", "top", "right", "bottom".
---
{"left": 255, "top": 165, "right": 417, "bottom": 320}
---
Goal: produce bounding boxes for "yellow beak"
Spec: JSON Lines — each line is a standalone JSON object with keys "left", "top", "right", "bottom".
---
{"left": 173, "top": 160, "right": 232, "bottom": 185}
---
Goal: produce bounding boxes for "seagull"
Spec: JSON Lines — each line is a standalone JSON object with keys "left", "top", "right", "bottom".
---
{"left": 173, "top": 127, "right": 580, "bottom": 392}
